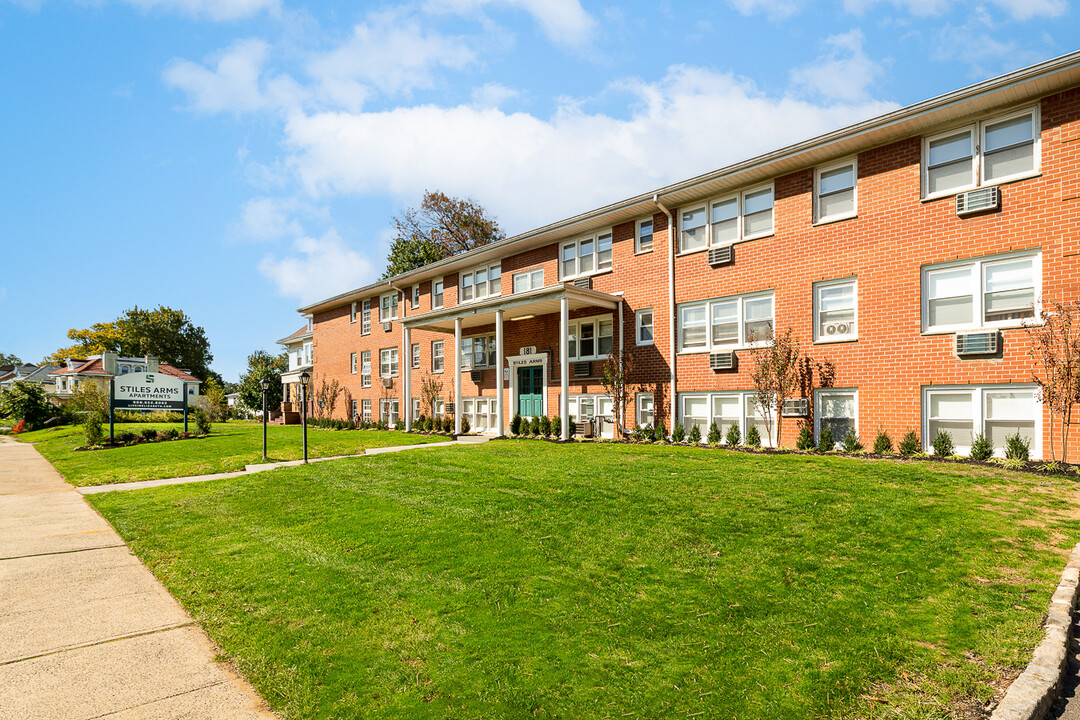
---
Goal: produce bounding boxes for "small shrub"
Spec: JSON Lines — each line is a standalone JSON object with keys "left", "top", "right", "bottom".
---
{"left": 1043, "top": 461, "right": 1064, "bottom": 474}
{"left": 969, "top": 433, "right": 994, "bottom": 462}
{"left": 461, "top": 416, "right": 471, "bottom": 434}
{"left": 996, "top": 457, "right": 1026, "bottom": 471}
{"left": 1005, "top": 431, "right": 1031, "bottom": 461}
{"left": 83, "top": 411, "right": 104, "bottom": 446}
{"left": 191, "top": 406, "right": 212, "bottom": 436}
{"left": 394, "top": 420, "right": 404, "bottom": 431}
{"left": 932, "top": 429, "right": 954, "bottom": 457}
{"left": 746, "top": 425, "right": 762, "bottom": 448}
{"left": 631, "top": 424, "right": 644, "bottom": 441}
{"left": 141, "top": 427, "right": 158, "bottom": 441}
{"left": 817, "top": 426, "right": 834, "bottom": 453}
{"left": 671, "top": 422, "right": 686, "bottom": 443}
{"left": 567, "top": 416, "right": 577, "bottom": 439}
{"left": 688, "top": 425, "right": 702, "bottom": 444}
{"left": 163, "top": 428, "right": 179, "bottom": 440}
{"left": 539, "top": 415, "right": 552, "bottom": 437}
{"left": 898, "top": 430, "right": 920, "bottom": 457}
{"left": 377, "top": 420, "right": 389, "bottom": 431}
{"left": 510, "top": 413, "right": 523, "bottom": 435}
{"left": 443, "top": 416, "right": 453, "bottom": 433}
{"left": 656, "top": 421, "right": 668, "bottom": 443}
{"left": 530, "top": 416, "right": 541, "bottom": 436}
{"left": 641, "top": 423, "right": 656, "bottom": 442}
{"left": 707, "top": 422, "right": 721, "bottom": 445}
{"left": 795, "top": 424, "right": 814, "bottom": 451}
{"left": 724, "top": 423, "right": 741, "bottom": 447}
{"left": 842, "top": 429, "right": 863, "bottom": 453}
{"left": 178, "top": 431, "right": 191, "bottom": 440}
{"left": 117, "top": 430, "right": 137, "bottom": 444}
{"left": 11, "top": 419, "right": 26, "bottom": 435}
{"left": 872, "top": 429, "right": 893, "bottom": 455}
{"left": 551, "top": 415, "right": 562, "bottom": 438}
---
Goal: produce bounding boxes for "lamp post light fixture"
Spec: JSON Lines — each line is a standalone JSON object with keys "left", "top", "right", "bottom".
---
{"left": 260, "top": 377, "right": 270, "bottom": 462}
{"left": 299, "top": 371, "right": 310, "bottom": 464}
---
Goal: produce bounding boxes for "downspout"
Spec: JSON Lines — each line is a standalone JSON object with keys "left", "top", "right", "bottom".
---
{"left": 653, "top": 194, "right": 677, "bottom": 432}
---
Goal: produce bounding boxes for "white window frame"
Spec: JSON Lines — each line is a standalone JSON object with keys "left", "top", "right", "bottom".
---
{"left": 380, "top": 398, "right": 400, "bottom": 425}
{"left": 361, "top": 350, "right": 371, "bottom": 387}
{"left": 411, "top": 285, "right": 420, "bottom": 310}
{"left": 636, "top": 392, "right": 654, "bottom": 427}
{"left": 560, "top": 231, "right": 613, "bottom": 281}
{"left": 813, "top": 157, "right": 858, "bottom": 224}
{"left": 380, "top": 292, "right": 399, "bottom": 322}
{"left": 513, "top": 268, "right": 544, "bottom": 294}
{"left": 813, "top": 388, "right": 859, "bottom": 449}
{"left": 636, "top": 308, "right": 654, "bottom": 346}
{"left": 678, "top": 391, "right": 777, "bottom": 447}
{"left": 362, "top": 399, "right": 371, "bottom": 422}
{"left": 462, "top": 397, "right": 498, "bottom": 433}
{"left": 350, "top": 352, "right": 357, "bottom": 374}
{"left": 680, "top": 183, "right": 775, "bottom": 255}
{"left": 460, "top": 335, "right": 496, "bottom": 369}
{"left": 411, "top": 343, "right": 420, "bottom": 369}
{"left": 380, "top": 347, "right": 398, "bottom": 378}
{"left": 813, "top": 277, "right": 858, "bottom": 343}
{"left": 636, "top": 217, "right": 654, "bottom": 253}
{"left": 921, "top": 105, "right": 1040, "bottom": 200}
{"left": 350, "top": 301, "right": 357, "bottom": 323}
{"left": 361, "top": 299, "right": 371, "bottom": 335}
{"left": 412, "top": 398, "right": 421, "bottom": 420}
{"left": 432, "top": 340, "right": 444, "bottom": 373}
{"left": 678, "top": 291, "right": 774, "bottom": 353}
{"left": 567, "top": 314, "right": 615, "bottom": 361}
{"left": 922, "top": 384, "right": 1041, "bottom": 458}
{"left": 351, "top": 399, "right": 358, "bottom": 419}
{"left": 460, "top": 263, "right": 502, "bottom": 303}
{"left": 921, "top": 250, "right": 1041, "bottom": 334}
{"left": 433, "top": 278, "right": 444, "bottom": 309}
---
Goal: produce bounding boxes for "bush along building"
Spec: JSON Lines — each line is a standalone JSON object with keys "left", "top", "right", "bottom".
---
{"left": 297, "top": 52, "right": 1080, "bottom": 459}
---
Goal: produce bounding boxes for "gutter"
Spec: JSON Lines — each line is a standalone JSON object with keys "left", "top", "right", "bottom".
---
{"left": 654, "top": 194, "right": 677, "bottom": 432}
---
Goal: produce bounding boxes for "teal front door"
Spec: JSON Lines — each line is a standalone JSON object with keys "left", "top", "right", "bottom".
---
{"left": 517, "top": 366, "right": 543, "bottom": 417}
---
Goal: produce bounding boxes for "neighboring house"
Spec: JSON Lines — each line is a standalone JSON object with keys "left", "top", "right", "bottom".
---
{"left": 295, "top": 52, "right": 1080, "bottom": 459}
{"left": 50, "top": 353, "right": 202, "bottom": 402}
{"left": 225, "top": 392, "right": 256, "bottom": 419}
{"left": 276, "top": 322, "right": 313, "bottom": 424}
{"left": 0, "top": 364, "right": 48, "bottom": 392}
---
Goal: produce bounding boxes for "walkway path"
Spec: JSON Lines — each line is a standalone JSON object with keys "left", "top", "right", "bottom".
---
{"left": 78, "top": 434, "right": 491, "bottom": 495}
{"left": 0, "top": 436, "right": 277, "bottom": 719}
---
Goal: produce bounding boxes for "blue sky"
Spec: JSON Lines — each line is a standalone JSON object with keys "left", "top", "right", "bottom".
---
{"left": 1, "top": 0, "right": 1076, "bottom": 381}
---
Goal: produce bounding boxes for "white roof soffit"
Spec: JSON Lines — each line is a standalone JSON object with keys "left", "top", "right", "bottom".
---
{"left": 402, "top": 285, "right": 621, "bottom": 333}
{"left": 299, "top": 50, "right": 1080, "bottom": 316}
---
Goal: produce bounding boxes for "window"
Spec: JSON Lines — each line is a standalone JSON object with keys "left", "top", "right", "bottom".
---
{"left": 380, "top": 292, "right": 399, "bottom": 322}
{"left": 350, "top": 301, "right": 357, "bottom": 323}
{"left": 815, "top": 390, "right": 858, "bottom": 449}
{"left": 380, "top": 399, "right": 399, "bottom": 425}
{"left": 922, "top": 106, "right": 1039, "bottom": 198}
{"left": 433, "top": 278, "right": 444, "bottom": 308}
{"left": 636, "top": 392, "right": 654, "bottom": 427}
{"left": 302, "top": 341, "right": 312, "bottom": 366}
{"left": 922, "top": 251, "right": 1039, "bottom": 332}
{"left": 461, "top": 335, "right": 496, "bottom": 368}
{"left": 380, "top": 348, "right": 398, "bottom": 378}
{"left": 462, "top": 398, "right": 498, "bottom": 433}
{"left": 411, "top": 343, "right": 420, "bottom": 369}
{"left": 560, "top": 232, "right": 613, "bottom": 280}
{"left": 814, "top": 278, "right": 857, "bottom": 342}
{"left": 513, "top": 268, "right": 544, "bottom": 293}
{"left": 351, "top": 399, "right": 358, "bottom": 419}
{"left": 412, "top": 398, "right": 420, "bottom": 421}
{"left": 432, "top": 340, "right": 444, "bottom": 373}
{"left": 362, "top": 399, "right": 371, "bottom": 423}
{"left": 637, "top": 218, "right": 654, "bottom": 253}
{"left": 680, "top": 206, "right": 707, "bottom": 253}
{"left": 679, "top": 292, "right": 774, "bottom": 352}
{"left": 411, "top": 285, "right": 420, "bottom": 310}
{"left": 679, "top": 391, "right": 777, "bottom": 446}
{"left": 636, "top": 309, "right": 654, "bottom": 346}
{"left": 681, "top": 185, "right": 774, "bottom": 254}
{"left": 361, "top": 299, "right": 371, "bottom": 335}
{"left": 814, "top": 158, "right": 857, "bottom": 223}
{"left": 460, "top": 263, "right": 502, "bottom": 302}
{"left": 923, "top": 385, "right": 1038, "bottom": 457}
{"left": 361, "top": 351, "right": 371, "bottom": 387}
{"left": 567, "top": 315, "right": 614, "bottom": 360}
{"left": 350, "top": 352, "right": 357, "bottom": 374}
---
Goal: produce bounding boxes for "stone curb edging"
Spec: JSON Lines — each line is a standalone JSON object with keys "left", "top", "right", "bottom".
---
{"left": 991, "top": 541, "right": 1080, "bottom": 720}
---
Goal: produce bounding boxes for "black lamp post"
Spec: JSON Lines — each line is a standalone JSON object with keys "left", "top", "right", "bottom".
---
{"left": 260, "top": 377, "right": 270, "bottom": 461}
{"left": 299, "top": 371, "right": 310, "bottom": 464}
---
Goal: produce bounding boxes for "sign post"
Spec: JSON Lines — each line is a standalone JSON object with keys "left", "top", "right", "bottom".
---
{"left": 109, "top": 377, "right": 115, "bottom": 444}
{"left": 110, "top": 373, "right": 188, "bottom": 436}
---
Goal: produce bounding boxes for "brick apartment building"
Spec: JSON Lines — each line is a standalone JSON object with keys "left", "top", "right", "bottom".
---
{"left": 294, "top": 52, "right": 1080, "bottom": 459}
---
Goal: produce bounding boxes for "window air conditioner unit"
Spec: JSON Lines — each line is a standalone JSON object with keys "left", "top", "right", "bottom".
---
{"left": 707, "top": 245, "right": 734, "bottom": 267}
{"left": 444, "top": 402, "right": 455, "bottom": 414}
{"left": 709, "top": 351, "right": 735, "bottom": 371}
{"left": 956, "top": 331, "right": 999, "bottom": 356}
{"left": 573, "top": 277, "right": 592, "bottom": 289}
{"left": 382, "top": 321, "right": 393, "bottom": 332}
{"left": 382, "top": 378, "right": 394, "bottom": 388}
{"left": 956, "top": 187, "right": 1000, "bottom": 216}
{"left": 822, "top": 321, "right": 854, "bottom": 336}
{"left": 781, "top": 398, "right": 810, "bottom": 417}
{"left": 574, "top": 361, "right": 591, "bottom": 377}
{"left": 460, "top": 358, "right": 473, "bottom": 371}
{"left": 470, "top": 370, "right": 484, "bottom": 383}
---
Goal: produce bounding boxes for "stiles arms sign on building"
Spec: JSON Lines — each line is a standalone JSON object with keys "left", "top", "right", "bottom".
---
{"left": 112, "top": 373, "right": 186, "bottom": 412}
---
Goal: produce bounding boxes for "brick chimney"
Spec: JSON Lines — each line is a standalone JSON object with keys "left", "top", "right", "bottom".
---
{"left": 102, "top": 352, "right": 118, "bottom": 375}
{"left": 145, "top": 355, "right": 159, "bottom": 373}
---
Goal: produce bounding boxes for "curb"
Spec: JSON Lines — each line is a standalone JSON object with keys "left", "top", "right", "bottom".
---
{"left": 991, "top": 542, "right": 1080, "bottom": 720}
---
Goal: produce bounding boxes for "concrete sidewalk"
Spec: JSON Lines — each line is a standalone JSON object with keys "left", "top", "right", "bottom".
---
{"left": 0, "top": 436, "right": 276, "bottom": 719}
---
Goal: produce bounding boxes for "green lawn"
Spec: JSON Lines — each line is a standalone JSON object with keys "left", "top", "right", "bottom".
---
{"left": 19, "top": 422, "right": 443, "bottom": 486}
{"left": 87, "top": 441, "right": 1080, "bottom": 719}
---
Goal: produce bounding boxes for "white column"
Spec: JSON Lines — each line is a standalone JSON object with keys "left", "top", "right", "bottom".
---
{"left": 454, "top": 317, "right": 463, "bottom": 435}
{"left": 403, "top": 325, "right": 412, "bottom": 431}
{"left": 495, "top": 309, "right": 505, "bottom": 436}
{"left": 617, "top": 300, "right": 624, "bottom": 435}
{"left": 560, "top": 296, "right": 569, "bottom": 440}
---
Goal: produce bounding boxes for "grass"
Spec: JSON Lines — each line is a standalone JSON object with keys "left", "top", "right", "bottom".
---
{"left": 18, "top": 421, "right": 443, "bottom": 486}
{"left": 87, "top": 441, "right": 1080, "bottom": 719}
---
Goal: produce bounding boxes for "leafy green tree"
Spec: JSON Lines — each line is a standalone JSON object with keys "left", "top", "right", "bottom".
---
{"left": 381, "top": 191, "right": 505, "bottom": 278}
{"left": 202, "top": 378, "right": 229, "bottom": 422}
{"left": 0, "top": 381, "right": 56, "bottom": 430}
{"left": 0, "top": 352, "right": 21, "bottom": 365}
{"left": 238, "top": 350, "right": 288, "bottom": 411}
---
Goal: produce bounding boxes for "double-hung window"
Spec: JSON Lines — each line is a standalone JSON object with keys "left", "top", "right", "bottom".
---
{"left": 362, "top": 399, "right": 371, "bottom": 422}
{"left": 350, "top": 302, "right": 357, "bottom": 323}
{"left": 637, "top": 218, "right": 653, "bottom": 253}
{"left": 350, "top": 352, "right": 357, "bottom": 374}
{"left": 636, "top": 309, "right": 654, "bottom": 346}
{"left": 460, "top": 335, "right": 495, "bottom": 369}
{"left": 411, "top": 343, "right": 420, "bottom": 369}
{"left": 381, "top": 399, "right": 399, "bottom": 425}
{"left": 432, "top": 340, "right": 444, "bottom": 372}
{"left": 380, "top": 293, "right": 398, "bottom": 322}
{"left": 433, "top": 278, "right": 444, "bottom": 308}
{"left": 815, "top": 389, "right": 858, "bottom": 448}
{"left": 567, "top": 316, "right": 614, "bottom": 360}
{"left": 636, "top": 392, "right": 654, "bottom": 427}
{"left": 679, "top": 292, "right": 774, "bottom": 352}
{"left": 923, "top": 385, "right": 1038, "bottom": 457}
{"left": 513, "top": 268, "right": 544, "bottom": 293}
{"left": 679, "top": 391, "right": 777, "bottom": 446}
{"left": 922, "top": 251, "right": 1039, "bottom": 332}
{"left": 561, "top": 231, "right": 613, "bottom": 280}
{"left": 411, "top": 285, "right": 420, "bottom": 310}
{"left": 922, "top": 106, "right": 1039, "bottom": 198}
{"left": 814, "top": 278, "right": 857, "bottom": 342}
{"left": 380, "top": 348, "right": 398, "bottom": 378}
{"left": 361, "top": 350, "right": 371, "bottom": 387}
{"left": 361, "top": 300, "right": 371, "bottom": 335}
{"left": 460, "top": 263, "right": 501, "bottom": 302}
{"left": 814, "top": 159, "right": 857, "bottom": 223}
{"left": 682, "top": 185, "right": 774, "bottom": 254}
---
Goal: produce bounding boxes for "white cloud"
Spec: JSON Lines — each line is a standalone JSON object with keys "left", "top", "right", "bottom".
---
{"left": 163, "top": 39, "right": 272, "bottom": 114}
{"left": 986, "top": 0, "right": 1068, "bottom": 19}
{"left": 841, "top": 0, "right": 947, "bottom": 15}
{"left": 729, "top": 0, "right": 802, "bottom": 20}
{"left": 425, "top": 0, "right": 596, "bottom": 46}
{"left": 123, "top": 0, "right": 280, "bottom": 21}
{"left": 470, "top": 82, "right": 520, "bottom": 108}
{"left": 232, "top": 197, "right": 305, "bottom": 241}
{"left": 790, "top": 29, "right": 885, "bottom": 102}
{"left": 281, "top": 65, "right": 896, "bottom": 231}
{"left": 843, "top": 0, "right": 1067, "bottom": 17}
{"left": 258, "top": 230, "right": 376, "bottom": 303}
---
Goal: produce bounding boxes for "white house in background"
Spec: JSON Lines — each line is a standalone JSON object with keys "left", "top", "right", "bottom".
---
{"left": 50, "top": 352, "right": 202, "bottom": 401}
{"left": 275, "top": 320, "right": 313, "bottom": 424}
